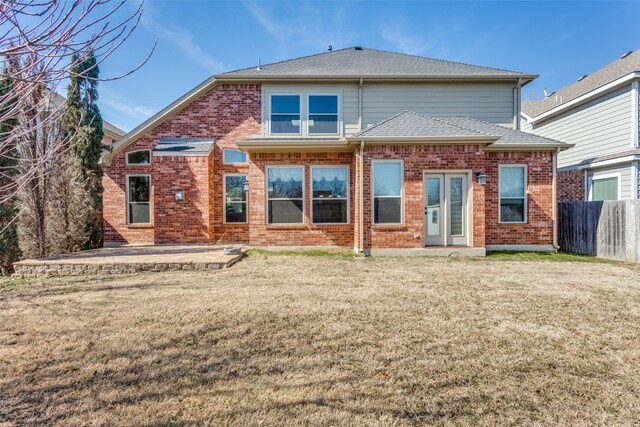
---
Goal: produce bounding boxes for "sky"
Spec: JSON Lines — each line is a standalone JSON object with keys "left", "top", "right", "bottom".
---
{"left": 96, "top": 0, "right": 640, "bottom": 132}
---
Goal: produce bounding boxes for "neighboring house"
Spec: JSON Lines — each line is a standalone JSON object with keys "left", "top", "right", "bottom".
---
{"left": 521, "top": 50, "right": 639, "bottom": 202}
{"left": 99, "top": 47, "right": 571, "bottom": 255}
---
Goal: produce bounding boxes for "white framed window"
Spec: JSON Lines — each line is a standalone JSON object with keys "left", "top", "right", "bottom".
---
{"left": 372, "top": 160, "right": 403, "bottom": 225}
{"left": 223, "top": 148, "right": 247, "bottom": 164}
{"left": 266, "top": 166, "right": 304, "bottom": 224}
{"left": 499, "top": 164, "right": 527, "bottom": 223}
{"left": 307, "top": 94, "right": 339, "bottom": 135}
{"left": 311, "top": 166, "right": 349, "bottom": 224}
{"left": 589, "top": 172, "right": 621, "bottom": 201}
{"left": 126, "top": 149, "right": 151, "bottom": 166}
{"left": 126, "top": 174, "right": 151, "bottom": 224}
{"left": 269, "top": 94, "right": 301, "bottom": 135}
{"left": 224, "top": 174, "right": 248, "bottom": 223}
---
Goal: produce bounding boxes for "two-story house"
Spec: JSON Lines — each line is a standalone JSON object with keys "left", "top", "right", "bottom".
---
{"left": 521, "top": 49, "right": 639, "bottom": 202}
{"left": 100, "top": 47, "right": 571, "bottom": 255}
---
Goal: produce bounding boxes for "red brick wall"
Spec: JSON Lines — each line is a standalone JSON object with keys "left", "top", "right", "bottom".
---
{"left": 557, "top": 169, "right": 585, "bottom": 202}
{"left": 361, "top": 145, "right": 487, "bottom": 249}
{"left": 248, "top": 152, "right": 355, "bottom": 247}
{"left": 102, "top": 84, "right": 261, "bottom": 244}
{"left": 484, "top": 151, "right": 554, "bottom": 246}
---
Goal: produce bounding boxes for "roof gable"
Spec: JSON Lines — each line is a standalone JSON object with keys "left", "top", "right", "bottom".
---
{"left": 523, "top": 49, "right": 640, "bottom": 118}
{"left": 217, "top": 47, "right": 535, "bottom": 80}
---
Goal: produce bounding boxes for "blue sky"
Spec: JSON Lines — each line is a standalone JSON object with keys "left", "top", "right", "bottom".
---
{"left": 97, "top": 0, "right": 640, "bottom": 132}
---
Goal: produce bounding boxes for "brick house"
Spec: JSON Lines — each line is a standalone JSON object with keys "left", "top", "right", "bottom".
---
{"left": 100, "top": 47, "right": 572, "bottom": 255}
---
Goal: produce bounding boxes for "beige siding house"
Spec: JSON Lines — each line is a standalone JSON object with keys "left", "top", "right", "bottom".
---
{"left": 521, "top": 50, "right": 640, "bottom": 201}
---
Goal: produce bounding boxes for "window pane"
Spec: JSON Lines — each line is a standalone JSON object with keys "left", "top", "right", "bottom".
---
{"left": 268, "top": 168, "right": 303, "bottom": 198}
{"left": 127, "top": 150, "right": 150, "bottom": 165}
{"left": 309, "top": 115, "right": 338, "bottom": 134}
{"left": 271, "top": 95, "right": 300, "bottom": 113}
{"left": 129, "top": 203, "right": 150, "bottom": 224}
{"left": 592, "top": 177, "right": 618, "bottom": 201}
{"left": 128, "top": 176, "right": 150, "bottom": 203}
{"left": 223, "top": 149, "right": 247, "bottom": 164}
{"left": 450, "top": 177, "right": 463, "bottom": 236}
{"left": 312, "top": 167, "right": 347, "bottom": 198}
{"left": 500, "top": 199, "right": 525, "bottom": 222}
{"left": 427, "top": 177, "right": 441, "bottom": 236}
{"left": 374, "top": 197, "right": 401, "bottom": 224}
{"left": 268, "top": 200, "right": 303, "bottom": 224}
{"left": 225, "top": 175, "right": 246, "bottom": 202}
{"left": 313, "top": 200, "right": 347, "bottom": 223}
{"left": 309, "top": 95, "right": 337, "bottom": 114}
{"left": 226, "top": 202, "right": 247, "bottom": 223}
{"left": 271, "top": 115, "right": 300, "bottom": 134}
{"left": 373, "top": 162, "right": 402, "bottom": 196}
{"left": 500, "top": 167, "right": 525, "bottom": 197}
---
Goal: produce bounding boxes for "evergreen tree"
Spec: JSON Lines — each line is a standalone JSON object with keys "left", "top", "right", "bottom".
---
{"left": 0, "top": 70, "right": 22, "bottom": 274}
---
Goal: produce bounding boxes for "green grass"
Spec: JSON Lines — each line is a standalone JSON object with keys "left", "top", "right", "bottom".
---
{"left": 245, "top": 248, "right": 356, "bottom": 259}
{"left": 486, "top": 250, "right": 617, "bottom": 263}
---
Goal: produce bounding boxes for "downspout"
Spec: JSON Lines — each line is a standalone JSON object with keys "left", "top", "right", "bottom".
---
{"left": 513, "top": 78, "right": 522, "bottom": 130}
{"left": 358, "top": 77, "right": 363, "bottom": 131}
{"left": 359, "top": 140, "right": 365, "bottom": 254}
{"left": 552, "top": 147, "right": 560, "bottom": 249}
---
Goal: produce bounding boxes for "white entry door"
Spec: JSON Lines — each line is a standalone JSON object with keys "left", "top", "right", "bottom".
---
{"left": 424, "top": 173, "right": 469, "bottom": 246}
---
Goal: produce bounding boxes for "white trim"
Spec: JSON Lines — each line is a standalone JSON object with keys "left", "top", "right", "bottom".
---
{"left": 371, "top": 159, "right": 404, "bottom": 225}
{"left": 268, "top": 93, "right": 302, "bottom": 136}
{"left": 632, "top": 161, "right": 640, "bottom": 199}
{"left": 125, "top": 149, "right": 152, "bottom": 166}
{"left": 223, "top": 173, "right": 248, "bottom": 224}
{"left": 528, "top": 73, "right": 640, "bottom": 124}
{"left": 558, "top": 154, "right": 640, "bottom": 172}
{"left": 486, "top": 244, "right": 556, "bottom": 252}
{"left": 310, "top": 165, "right": 350, "bottom": 225}
{"left": 126, "top": 174, "right": 152, "bottom": 225}
{"left": 632, "top": 80, "right": 639, "bottom": 148}
{"left": 222, "top": 148, "right": 248, "bottom": 164}
{"left": 265, "top": 165, "right": 305, "bottom": 225}
{"left": 498, "top": 164, "right": 528, "bottom": 224}
{"left": 587, "top": 171, "right": 622, "bottom": 201}
{"left": 306, "top": 93, "right": 342, "bottom": 137}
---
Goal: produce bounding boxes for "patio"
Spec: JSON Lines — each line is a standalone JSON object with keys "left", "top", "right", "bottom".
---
{"left": 12, "top": 245, "right": 245, "bottom": 278}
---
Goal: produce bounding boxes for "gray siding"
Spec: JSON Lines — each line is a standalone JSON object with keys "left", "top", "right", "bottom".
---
{"left": 587, "top": 164, "right": 633, "bottom": 200}
{"left": 262, "top": 81, "right": 517, "bottom": 137}
{"left": 520, "top": 118, "right": 533, "bottom": 132}
{"left": 361, "top": 82, "right": 515, "bottom": 128}
{"left": 528, "top": 85, "right": 632, "bottom": 168}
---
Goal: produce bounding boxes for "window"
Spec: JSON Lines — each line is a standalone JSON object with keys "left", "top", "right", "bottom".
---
{"left": 127, "top": 175, "right": 151, "bottom": 224}
{"left": 372, "top": 160, "right": 403, "bottom": 224}
{"left": 267, "top": 166, "right": 304, "bottom": 224}
{"left": 311, "top": 166, "right": 348, "bottom": 224}
{"left": 499, "top": 165, "right": 527, "bottom": 223}
{"left": 270, "top": 95, "right": 300, "bottom": 134}
{"left": 126, "top": 149, "right": 151, "bottom": 165}
{"left": 308, "top": 95, "right": 338, "bottom": 135}
{"left": 224, "top": 174, "right": 247, "bottom": 223}
{"left": 591, "top": 175, "right": 619, "bottom": 201}
{"left": 223, "top": 149, "right": 247, "bottom": 164}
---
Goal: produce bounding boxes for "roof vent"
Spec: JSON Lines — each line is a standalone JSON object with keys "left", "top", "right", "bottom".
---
{"left": 256, "top": 58, "right": 262, "bottom": 71}
{"left": 577, "top": 74, "right": 588, "bottom": 81}
{"left": 621, "top": 50, "right": 633, "bottom": 59}
{"left": 354, "top": 46, "right": 363, "bottom": 50}
{"left": 328, "top": 45, "right": 332, "bottom": 52}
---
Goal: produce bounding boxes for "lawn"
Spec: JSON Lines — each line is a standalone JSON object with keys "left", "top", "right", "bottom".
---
{"left": 1, "top": 252, "right": 640, "bottom": 426}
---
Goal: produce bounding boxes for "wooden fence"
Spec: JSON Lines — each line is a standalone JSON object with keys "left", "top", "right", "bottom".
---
{"left": 558, "top": 200, "right": 640, "bottom": 262}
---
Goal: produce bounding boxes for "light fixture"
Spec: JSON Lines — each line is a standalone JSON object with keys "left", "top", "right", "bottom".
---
{"left": 475, "top": 172, "right": 487, "bottom": 186}
{"left": 243, "top": 180, "right": 249, "bottom": 193}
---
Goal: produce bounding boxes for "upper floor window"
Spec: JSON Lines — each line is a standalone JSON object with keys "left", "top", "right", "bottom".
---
{"left": 590, "top": 174, "right": 620, "bottom": 201}
{"left": 499, "top": 165, "right": 527, "bottom": 223}
{"left": 308, "top": 95, "right": 338, "bottom": 135}
{"left": 126, "top": 149, "right": 151, "bottom": 165}
{"left": 223, "top": 148, "right": 247, "bottom": 164}
{"left": 270, "top": 95, "right": 301, "bottom": 134}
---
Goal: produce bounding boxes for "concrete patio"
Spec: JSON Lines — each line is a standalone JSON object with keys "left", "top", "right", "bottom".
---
{"left": 12, "top": 245, "right": 246, "bottom": 278}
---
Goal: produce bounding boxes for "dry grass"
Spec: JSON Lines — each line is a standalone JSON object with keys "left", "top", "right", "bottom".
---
{"left": 1, "top": 254, "right": 640, "bottom": 426}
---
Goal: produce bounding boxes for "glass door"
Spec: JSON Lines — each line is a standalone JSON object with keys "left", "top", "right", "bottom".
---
{"left": 424, "top": 173, "right": 469, "bottom": 247}
{"left": 424, "top": 174, "right": 445, "bottom": 246}
{"left": 446, "top": 174, "right": 467, "bottom": 246}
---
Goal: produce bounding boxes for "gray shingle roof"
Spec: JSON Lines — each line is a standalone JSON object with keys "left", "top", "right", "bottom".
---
{"left": 217, "top": 47, "right": 536, "bottom": 80}
{"left": 523, "top": 49, "right": 640, "bottom": 118}
{"left": 355, "top": 111, "right": 570, "bottom": 147}
{"left": 154, "top": 138, "right": 215, "bottom": 156}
